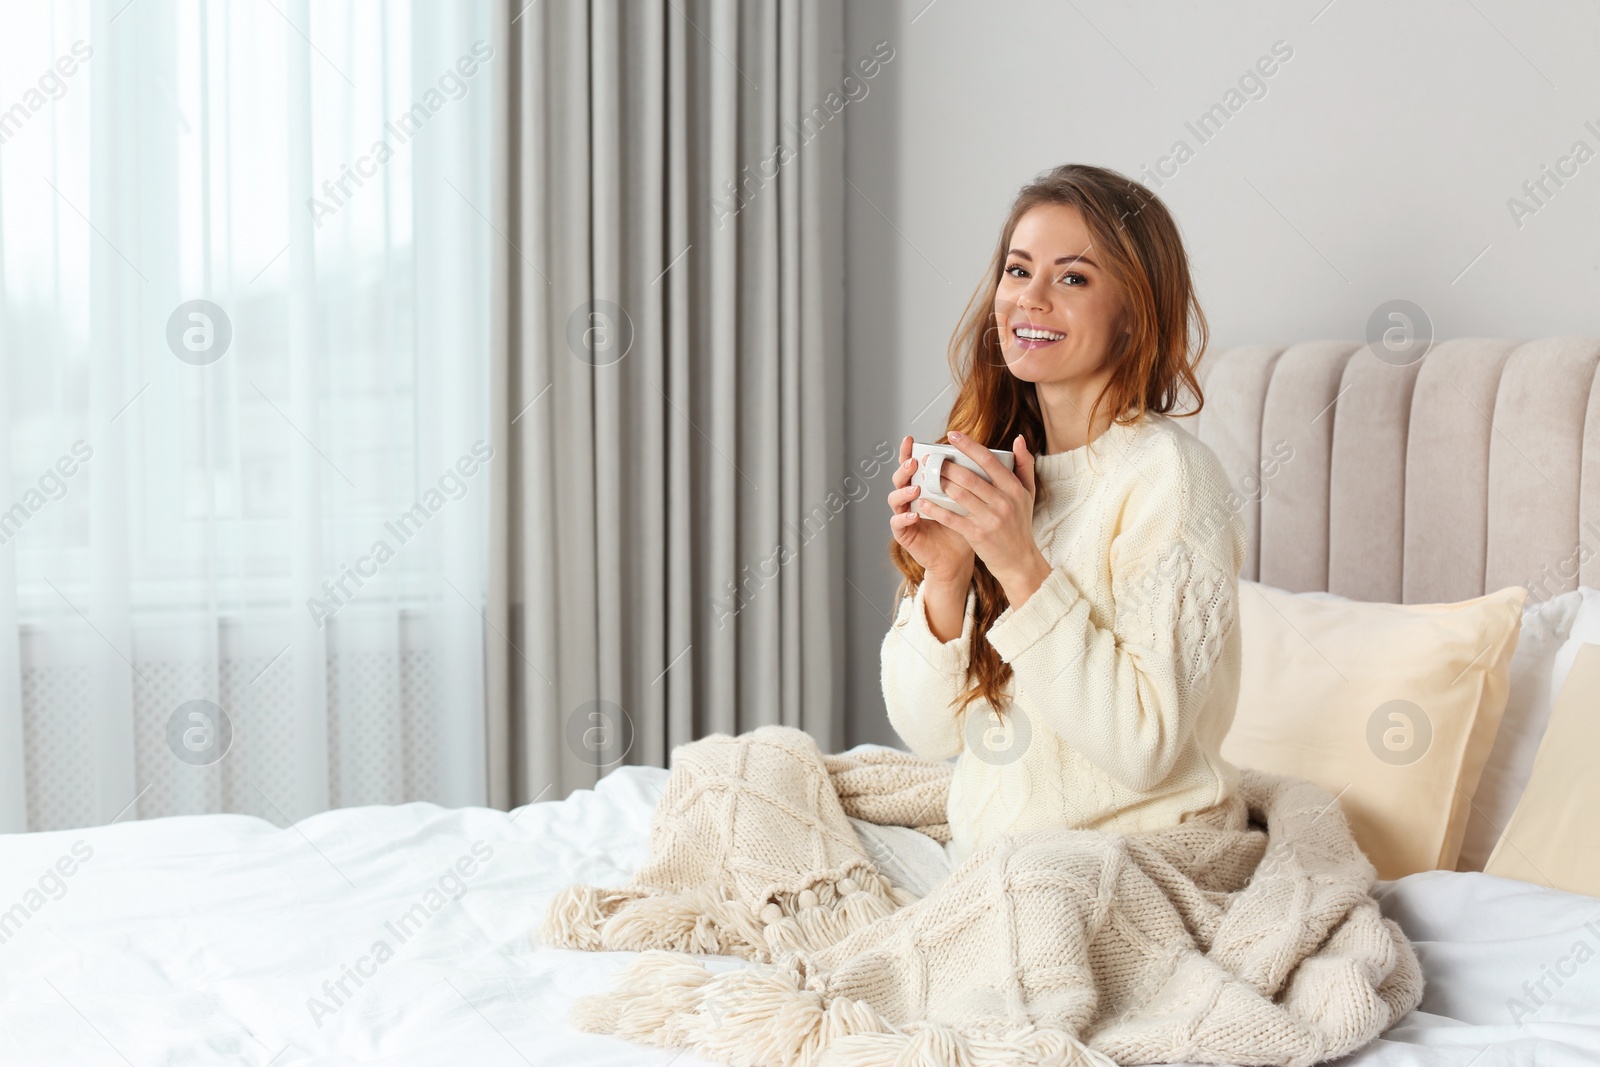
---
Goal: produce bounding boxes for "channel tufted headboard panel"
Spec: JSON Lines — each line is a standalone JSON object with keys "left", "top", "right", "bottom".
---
{"left": 1180, "top": 337, "right": 1600, "bottom": 605}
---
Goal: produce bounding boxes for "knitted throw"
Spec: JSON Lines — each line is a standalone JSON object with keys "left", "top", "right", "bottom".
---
{"left": 539, "top": 726, "right": 1423, "bottom": 1067}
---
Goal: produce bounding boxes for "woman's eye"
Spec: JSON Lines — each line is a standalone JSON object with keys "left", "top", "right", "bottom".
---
{"left": 1004, "top": 264, "right": 1086, "bottom": 285}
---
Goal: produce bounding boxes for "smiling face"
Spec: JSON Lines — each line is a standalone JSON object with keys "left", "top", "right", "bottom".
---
{"left": 992, "top": 203, "right": 1128, "bottom": 389}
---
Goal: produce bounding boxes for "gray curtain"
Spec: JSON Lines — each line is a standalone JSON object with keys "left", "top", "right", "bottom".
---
{"left": 486, "top": 0, "right": 847, "bottom": 808}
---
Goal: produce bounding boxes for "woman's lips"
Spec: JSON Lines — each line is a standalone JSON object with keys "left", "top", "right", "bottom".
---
{"left": 1010, "top": 323, "right": 1065, "bottom": 350}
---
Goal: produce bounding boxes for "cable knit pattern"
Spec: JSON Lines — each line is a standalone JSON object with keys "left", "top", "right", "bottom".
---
{"left": 882, "top": 412, "right": 1251, "bottom": 865}
{"left": 539, "top": 725, "right": 1424, "bottom": 1067}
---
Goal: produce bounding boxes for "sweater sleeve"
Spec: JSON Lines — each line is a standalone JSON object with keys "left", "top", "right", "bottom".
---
{"left": 982, "top": 532, "right": 1241, "bottom": 793}
{"left": 880, "top": 580, "right": 979, "bottom": 762}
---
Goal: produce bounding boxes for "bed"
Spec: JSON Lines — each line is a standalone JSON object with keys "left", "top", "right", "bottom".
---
{"left": 4, "top": 337, "right": 1600, "bottom": 1065}
{"left": 1, "top": 758, "right": 1598, "bottom": 1065}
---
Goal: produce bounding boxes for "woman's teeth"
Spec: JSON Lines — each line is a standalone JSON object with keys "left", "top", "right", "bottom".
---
{"left": 1013, "top": 326, "right": 1065, "bottom": 346}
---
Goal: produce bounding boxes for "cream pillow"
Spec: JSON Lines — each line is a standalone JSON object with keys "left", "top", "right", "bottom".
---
{"left": 1455, "top": 587, "right": 1587, "bottom": 870}
{"left": 1548, "top": 588, "right": 1600, "bottom": 715}
{"left": 1484, "top": 642, "right": 1600, "bottom": 897}
{"left": 1221, "top": 579, "right": 1527, "bottom": 880}
{"left": 1292, "top": 586, "right": 1583, "bottom": 872}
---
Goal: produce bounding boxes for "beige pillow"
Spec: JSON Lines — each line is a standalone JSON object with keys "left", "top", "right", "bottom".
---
{"left": 1456, "top": 587, "right": 1587, "bottom": 871}
{"left": 1484, "top": 641, "right": 1600, "bottom": 896}
{"left": 1274, "top": 587, "right": 1581, "bottom": 874}
{"left": 1221, "top": 579, "right": 1526, "bottom": 880}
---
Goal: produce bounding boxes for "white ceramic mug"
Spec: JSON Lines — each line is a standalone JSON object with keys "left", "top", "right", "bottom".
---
{"left": 910, "top": 441, "right": 1016, "bottom": 518}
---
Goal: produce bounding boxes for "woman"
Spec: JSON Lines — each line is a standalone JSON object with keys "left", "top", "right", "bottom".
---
{"left": 882, "top": 162, "right": 1250, "bottom": 866}
{"left": 552, "top": 163, "right": 1422, "bottom": 1067}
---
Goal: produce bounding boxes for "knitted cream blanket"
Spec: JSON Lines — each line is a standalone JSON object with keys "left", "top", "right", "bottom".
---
{"left": 540, "top": 725, "right": 1423, "bottom": 1067}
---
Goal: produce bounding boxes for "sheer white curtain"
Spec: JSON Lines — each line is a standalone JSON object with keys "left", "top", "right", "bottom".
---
{"left": 0, "top": 0, "right": 494, "bottom": 832}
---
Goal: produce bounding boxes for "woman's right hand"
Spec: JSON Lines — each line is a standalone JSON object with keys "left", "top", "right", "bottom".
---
{"left": 888, "top": 435, "right": 976, "bottom": 584}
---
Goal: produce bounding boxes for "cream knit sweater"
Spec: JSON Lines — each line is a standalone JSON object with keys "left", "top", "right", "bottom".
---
{"left": 882, "top": 410, "right": 1249, "bottom": 865}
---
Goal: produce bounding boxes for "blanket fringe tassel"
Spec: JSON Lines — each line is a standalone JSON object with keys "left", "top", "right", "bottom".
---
{"left": 540, "top": 869, "right": 921, "bottom": 962}
{"left": 570, "top": 949, "right": 1118, "bottom": 1067}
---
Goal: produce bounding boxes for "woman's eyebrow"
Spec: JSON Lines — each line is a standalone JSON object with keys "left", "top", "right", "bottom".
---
{"left": 1006, "top": 248, "right": 1100, "bottom": 268}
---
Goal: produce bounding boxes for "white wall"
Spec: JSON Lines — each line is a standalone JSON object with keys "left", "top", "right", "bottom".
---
{"left": 842, "top": 0, "right": 1600, "bottom": 747}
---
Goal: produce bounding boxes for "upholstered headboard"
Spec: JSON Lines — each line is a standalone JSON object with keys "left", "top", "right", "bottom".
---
{"left": 1181, "top": 338, "right": 1600, "bottom": 605}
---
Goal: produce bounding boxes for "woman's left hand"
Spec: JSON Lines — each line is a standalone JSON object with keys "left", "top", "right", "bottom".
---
{"left": 915, "top": 432, "right": 1053, "bottom": 604}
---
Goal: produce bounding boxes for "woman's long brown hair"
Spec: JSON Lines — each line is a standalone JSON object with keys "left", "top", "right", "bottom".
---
{"left": 888, "top": 163, "right": 1210, "bottom": 718}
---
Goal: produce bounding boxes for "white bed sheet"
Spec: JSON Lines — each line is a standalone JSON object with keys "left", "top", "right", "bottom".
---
{"left": 1, "top": 759, "right": 1596, "bottom": 1066}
